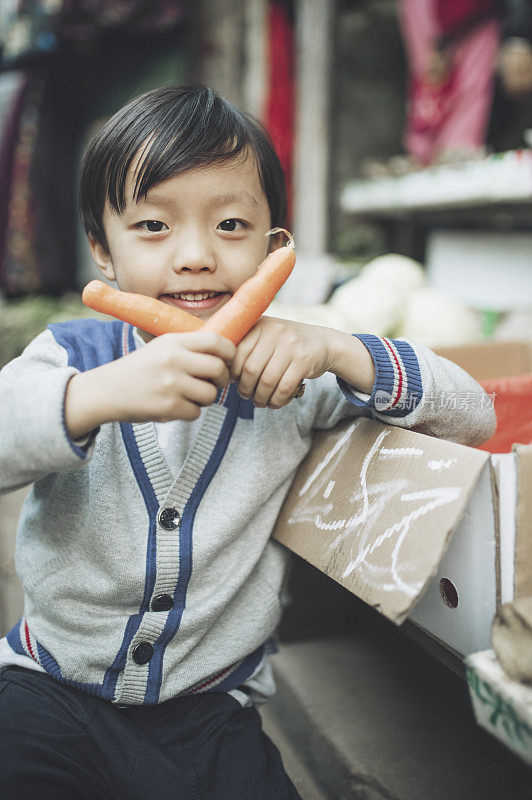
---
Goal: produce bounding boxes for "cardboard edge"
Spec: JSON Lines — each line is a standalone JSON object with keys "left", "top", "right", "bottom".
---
{"left": 493, "top": 452, "right": 519, "bottom": 606}
{"left": 513, "top": 444, "right": 532, "bottom": 598}
{"left": 489, "top": 457, "right": 502, "bottom": 613}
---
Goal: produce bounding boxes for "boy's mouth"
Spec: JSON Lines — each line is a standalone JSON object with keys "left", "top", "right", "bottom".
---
{"left": 159, "top": 291, "right": 229, "bottom": 313}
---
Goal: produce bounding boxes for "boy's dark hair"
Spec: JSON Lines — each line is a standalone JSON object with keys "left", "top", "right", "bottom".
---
{"left": 79, "top": 85, "right": 287, "bottom": 251}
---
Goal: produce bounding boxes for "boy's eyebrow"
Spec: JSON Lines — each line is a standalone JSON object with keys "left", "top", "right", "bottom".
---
{"left": 140, "top": 192, "right": 177, "bottom": 209}
{"left": 208, "top": 191, "right": 259, "bottom": 208}
{"left": 141, "top": 190, "right": 259, "bottom": 209}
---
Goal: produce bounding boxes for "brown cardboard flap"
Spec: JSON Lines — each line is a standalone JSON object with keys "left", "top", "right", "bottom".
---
{"left": 435, "top": 341, "right": 532, "bottom": 381}
{"left": 273, "top": 418, "right": 489, "bottom": 624}
{"left": 513, "top": 444, "right": 532, "bottom": 598}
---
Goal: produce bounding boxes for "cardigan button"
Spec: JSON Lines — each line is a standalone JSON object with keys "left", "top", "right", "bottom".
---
{"left": 151, "top": 594, "right": 174, "bottom": 612}
{"left": 158, "top": 507, "right": 181, "bottom": 530}
{"left": 132, "top": 642, "right": 153, "bottom": 665}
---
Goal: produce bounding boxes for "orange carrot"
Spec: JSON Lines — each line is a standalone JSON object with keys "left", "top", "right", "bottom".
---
{"left": 82, "top": 280, "right": 202, "bottom": 337}
{"left": 201, "top": 234, "right": 296, "bottom": 344}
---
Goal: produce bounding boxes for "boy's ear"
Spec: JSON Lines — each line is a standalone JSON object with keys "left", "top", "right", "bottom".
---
{"left": 88, "top": 234, "right": 116, "bottom": 281}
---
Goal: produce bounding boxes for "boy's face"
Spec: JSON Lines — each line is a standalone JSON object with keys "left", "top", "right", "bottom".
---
{"left": 89, "top": 153, "right": 274, "bottom": 340}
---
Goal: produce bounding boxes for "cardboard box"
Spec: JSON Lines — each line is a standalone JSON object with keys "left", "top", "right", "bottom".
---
{"left": 273, "top": 340, "right": 532, "bottom": 659}
{"left": 434, "top": 339, "right": 532, "bottom": 382}
{"left": 465, "top": 649, "right": 532, "bottom": 766}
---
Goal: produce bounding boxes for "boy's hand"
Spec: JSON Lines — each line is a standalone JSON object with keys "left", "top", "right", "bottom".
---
{"left": 65, "top": 331, "right": 235, "bottom": 439}
{"left": 229, "top": 317, "right": 375, "bottom": 409}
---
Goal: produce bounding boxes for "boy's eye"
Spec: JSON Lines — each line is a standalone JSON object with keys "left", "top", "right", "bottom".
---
{"left": 138, "top": 220, "right": 168, "bottom": 232}
{"left": 217, "top": 219, "right": 246, "bottom": 232}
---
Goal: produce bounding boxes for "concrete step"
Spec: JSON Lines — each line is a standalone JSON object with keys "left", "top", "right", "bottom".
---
{"left": 260, "top": 703, "right": 329, "bottom": 800}
{"left": 263, "top": 634, "right": 532, "bottom": 800}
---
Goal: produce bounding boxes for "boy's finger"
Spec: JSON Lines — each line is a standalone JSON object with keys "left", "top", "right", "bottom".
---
{"left": 184, "top": 376, "right": 220, "bottom": 407}
{"left": 267, "top": 364, "right": 306, "bottom": 409}
{"left": 176, "top": 373, "right": 220, "bottom": 408}
{"left": 236, "top": 341, "right": 275, "bottom": 399}
{"left": 174, "top": 331, "right": 236, "bottom": 363}
{"left": 177, "top": 399, "right": 203, "bottom": 421}
{"left": 251, "top": 353, "right": 291, "bottom": 407}
{"left": 229, "top": 328, "right": 261, "bottom": 380}
{"left": 158, "top": 377, "right": 203, "bottom": 420}
{"left": 182, "top": 351, "right": 231, "bottom": 388}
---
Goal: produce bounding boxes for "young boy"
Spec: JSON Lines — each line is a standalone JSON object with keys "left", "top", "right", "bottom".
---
{"left": 0, "top": 85, "right": 495, "bottom": 799}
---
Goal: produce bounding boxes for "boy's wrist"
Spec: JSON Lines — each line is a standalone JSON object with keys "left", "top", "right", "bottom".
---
{"left": 326, "top": 330, "right": 375, "bottom": 395}
{"left": 64, "top": 364, "right": 119, "bottom": 440}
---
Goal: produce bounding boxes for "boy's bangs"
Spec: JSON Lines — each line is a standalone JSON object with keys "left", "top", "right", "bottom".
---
{"left": 108, "top": 112, "right": 252, "bottom": 213}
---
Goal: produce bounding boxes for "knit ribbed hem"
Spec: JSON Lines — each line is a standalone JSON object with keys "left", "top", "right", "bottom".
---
{"left": 338, "top": 334, "right": 423, "bottom": 418}
{"left": 7, "top": 617, "right": 107, "bottom": 698}
{"left": 167, "top": 406, "right": 226, "bottom": 508}
{"left": 132, "top": 423, "right": 173, "bottom": 503}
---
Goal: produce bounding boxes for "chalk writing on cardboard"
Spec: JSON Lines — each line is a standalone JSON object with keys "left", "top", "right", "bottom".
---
{"left": 428, "top": 457, "right": 458, "bottom": 471}
{"left": 286, "top": 422, "right": 462, "bottom": 600}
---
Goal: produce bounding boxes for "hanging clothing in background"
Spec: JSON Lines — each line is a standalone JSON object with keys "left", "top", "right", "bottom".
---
{"left": 0, "top": 0, "right": 184, "bottom": 297}
{"left": 0, "top": 72, "right": 27, "bottom": 292}
{"left": 398, "top": 0, "right": 500, "bottom": 166}
{"left": 2, "top": 78, "right": 43, "bottom": 294}
{"left": 0, "top": 1, "right": 183, "bottom": 67}
{"left": 435, "top": 0, "right": 499, "bottom": 41}
{"left": 265, "top": 0, "right": 295, "bottom": 225}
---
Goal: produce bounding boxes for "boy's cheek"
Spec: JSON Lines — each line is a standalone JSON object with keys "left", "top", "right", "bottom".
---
{"left": 109, "top": 249, "right": 162, "bottom": 293}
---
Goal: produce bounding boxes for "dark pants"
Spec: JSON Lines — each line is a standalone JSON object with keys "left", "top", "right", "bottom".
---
{"left": 0, "top": 666, "right": 302, "bottom": 800}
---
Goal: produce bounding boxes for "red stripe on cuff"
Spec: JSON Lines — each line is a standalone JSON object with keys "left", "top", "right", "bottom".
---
{"left": 382, "top": 338, "right": 404, "bottom": 408}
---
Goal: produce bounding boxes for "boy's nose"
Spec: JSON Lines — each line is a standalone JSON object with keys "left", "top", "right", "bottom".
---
{"left": 171, "top": 231, "right": 216, "bottom": 274}
{"left": 175, "top": 263, "right": 215, "bottom": 274}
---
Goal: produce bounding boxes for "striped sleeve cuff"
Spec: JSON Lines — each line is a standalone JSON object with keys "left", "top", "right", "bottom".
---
{"left": 337, "top": 334, "right": 423, "bottom": 417}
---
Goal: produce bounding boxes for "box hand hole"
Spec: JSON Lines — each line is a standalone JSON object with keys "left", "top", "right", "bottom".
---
{"left": 439, "top": 577, "right": 459, "bottom": 609}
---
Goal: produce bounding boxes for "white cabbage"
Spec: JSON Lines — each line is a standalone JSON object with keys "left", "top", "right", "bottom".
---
{"left": 361, "top": 253, "right": 426, "bottom": 297}
{"left": 328, "top": 277, "right": 403, "bottom": 336}
{"left": 397, "top": 287, "right": 483, "bottom": 346}
{"left": 327, "top": 252, "right": 427, "bottom": 336}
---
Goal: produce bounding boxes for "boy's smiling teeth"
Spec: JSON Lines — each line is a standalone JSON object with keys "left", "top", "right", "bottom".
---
{"left": 161, "top": 290, "right": 227, "bottom": 311}
{"left": 172, "top": 291, "right": 220, "bottom": 301}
